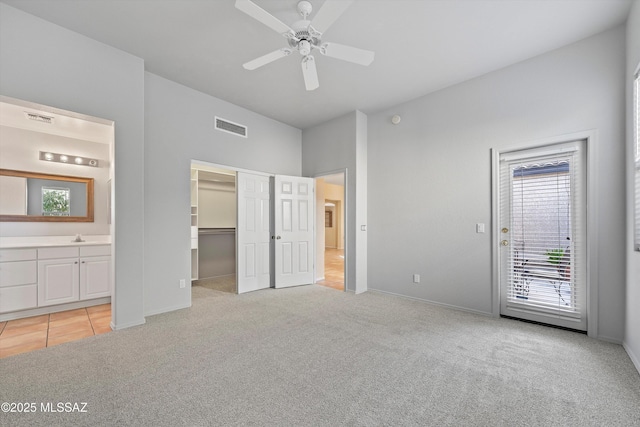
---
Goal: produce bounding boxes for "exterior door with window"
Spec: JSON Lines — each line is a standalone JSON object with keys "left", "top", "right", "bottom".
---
{"left": 499, "top": 141, "right": 587, "bottom": 330}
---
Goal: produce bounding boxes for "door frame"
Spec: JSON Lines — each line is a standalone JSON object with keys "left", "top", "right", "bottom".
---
{"left": 491, "top": 130, "right": 599, "bottom": 338}
{"left": 313, "top": 169, "right": 348, "bottom": 292}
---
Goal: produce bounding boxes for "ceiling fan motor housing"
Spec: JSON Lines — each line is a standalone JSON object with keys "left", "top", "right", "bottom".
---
{"left": 288, "top": 20, "right": 321, "bottom": 55}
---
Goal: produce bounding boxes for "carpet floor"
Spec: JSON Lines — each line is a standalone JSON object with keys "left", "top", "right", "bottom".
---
{"left": 1, "top": 284, "right": 638, "bottom": 426}
{"left": 194, "top": 275, "right": 236, "bottom": 294}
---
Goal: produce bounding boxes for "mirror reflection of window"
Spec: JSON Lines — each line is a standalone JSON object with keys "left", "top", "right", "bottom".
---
{"left": 42, "top": 187, "right": 71, "bottom": 216}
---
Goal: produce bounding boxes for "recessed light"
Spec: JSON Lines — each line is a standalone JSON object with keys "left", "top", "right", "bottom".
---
{"left": 75, "top": 157, "right": 83, "bottom": 164}
{"left": 59, "top": 155, "right": 68, "bottom": 162}
{"left": 44, "top": 152, "right": 54, "bottom": 160}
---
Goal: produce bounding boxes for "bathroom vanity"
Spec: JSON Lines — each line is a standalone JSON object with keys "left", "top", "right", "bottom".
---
{"left": 0, "top": 235, "right": 111, "bottom": 321}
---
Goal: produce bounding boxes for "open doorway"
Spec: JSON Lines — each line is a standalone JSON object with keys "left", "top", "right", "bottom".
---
{"left": 0, "top": 96, "right": 115, "bottom": 356}
{"left": 315, "top": 172, "right": 345, "bottom": 291}
{"left": 190, "top": 162, "right": 237, "bottom": 294}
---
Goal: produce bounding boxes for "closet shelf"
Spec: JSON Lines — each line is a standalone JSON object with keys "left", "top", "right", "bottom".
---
{"left": 198, "top": 228, "right": 236, "bottom": 235}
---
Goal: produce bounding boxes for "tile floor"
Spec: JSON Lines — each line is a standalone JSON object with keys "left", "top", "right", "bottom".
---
{"left": 317, "top": 248, "right": 345, "bottom": 291}
{"left": 0, "top": 304, "right": 111, "bottom": 359}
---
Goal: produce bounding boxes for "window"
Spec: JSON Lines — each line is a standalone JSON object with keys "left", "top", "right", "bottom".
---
{"left": 42, "top": 187, "right": 70, "bottom": 216}
{"left": 635, "top": 69, "right": 640, "bottom": 251}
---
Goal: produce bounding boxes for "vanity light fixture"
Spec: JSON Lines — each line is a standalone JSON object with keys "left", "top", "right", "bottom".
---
{"left": 39, "top": 151, "right": 99, "bottom": 167}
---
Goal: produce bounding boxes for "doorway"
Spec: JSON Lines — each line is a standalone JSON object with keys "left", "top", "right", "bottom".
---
{"left": 498, "top": 140, "right": 587, "bottom": 331}
{"left": 315, "top": 172, "right": 346, "bottom": 291}
{"left": 190, "top": 163, "right": 237, "bottom": 294}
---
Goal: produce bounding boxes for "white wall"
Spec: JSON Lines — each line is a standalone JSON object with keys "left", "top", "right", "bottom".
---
{"left": 0, "top": 126, "right": 110, "bottom": 236}
{"left": 302, "top": 111, "right": 367, "bottom": 293}
{"left": 625, "top": 0, "right": 640, "bottom": 372}
{"left": 144, "top": 72, "right": 301, "bottom": 316}
{"left": 368, "top": 26, "right": 627, "bottom": 341}
{"left": 198, "top": 181, "right": 236, "bottom": 229}
{"left": 0, "top": 4, "right": 145, "bottom": 330}
{"left": 315, "top": 178, "right": 326, "bottom": 281}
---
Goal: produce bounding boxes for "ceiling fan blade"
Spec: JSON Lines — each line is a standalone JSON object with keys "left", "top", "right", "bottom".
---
{"left": 301, "top": 55, "right": 319, "bottom": 91}
{"left": 309, "top": 0, "right": 354, "bottom": 35}
{"left": 243, "top": 48, "right": 292, "bottom": 70}
{"left": 320, "top": 42, "right": 375, "bottom": 66}
{"left": 235, "top": 0, "right": 294, "bottom": 35}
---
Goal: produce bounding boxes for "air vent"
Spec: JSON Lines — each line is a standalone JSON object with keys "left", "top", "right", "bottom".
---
{"left": 215, "top": 116, "right": 247, "bottom": 138}
{"left": 25, "top": 112, "right": 54, "bottom": 124}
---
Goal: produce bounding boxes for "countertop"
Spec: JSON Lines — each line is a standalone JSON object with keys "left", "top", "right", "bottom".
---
{"left": 0, "top": 235, "right": 111, "bottom": 249}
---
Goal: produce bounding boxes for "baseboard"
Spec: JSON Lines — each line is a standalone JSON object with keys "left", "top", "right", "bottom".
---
{"left": 143, "top": 302, "right": 191, "bottom": 318}
{"left": 623, "top": 341, "right": 640, "bottom": 375}
{"left": 0, "top": 297, "right": 111, "bottom": 322}
{"left": 596, "top": 334, "right": 623, "bottom": 345}
{"left": 368, "top": 288, "right": 493, "bottom": 317}
{"left": 110, "top": 318, "right": 145, "bottom": 331}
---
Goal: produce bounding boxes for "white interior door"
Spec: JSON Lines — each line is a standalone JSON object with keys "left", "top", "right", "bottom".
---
{"left": 499, "top": 141, "right": 587, "bottom": 330}
{"left": 236, "top": 172, "right": 271, "bottom": 294}
{"left": 274, "top": 175, "right": 314, "bottom": 288}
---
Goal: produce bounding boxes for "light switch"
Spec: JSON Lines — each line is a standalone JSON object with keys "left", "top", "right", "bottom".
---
{"left": 476, "top": 223, "right": 485, "bottom": 233}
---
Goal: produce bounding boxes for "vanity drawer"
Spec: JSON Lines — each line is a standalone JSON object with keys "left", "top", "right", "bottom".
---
{"left": 0, "top": 284, "right": 38, "bottom": 313}
{"left": 80, "top": 245, "right": 111, "bottom": 257}
{"left": 0, "top": 260, "right": 37, "bottom": 288}
{"left": 0, "top": 249, "right": 37, "bottom": 262}
{"left": 38, "top": 246, "right": 79, "bottom": 260}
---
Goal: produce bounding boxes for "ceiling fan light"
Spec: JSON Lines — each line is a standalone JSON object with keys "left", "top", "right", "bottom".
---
{"left": 299, "top": 40, "right": 311, "bottom": 56}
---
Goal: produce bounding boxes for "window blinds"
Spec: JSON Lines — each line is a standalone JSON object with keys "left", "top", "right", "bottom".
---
{"left": 500, "top": 142, "right": 585, "bottom": 326}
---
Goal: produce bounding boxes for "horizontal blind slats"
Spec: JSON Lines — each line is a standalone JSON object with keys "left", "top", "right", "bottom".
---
{"left": 503, "top": 150, "right": 582, "bottom": 318}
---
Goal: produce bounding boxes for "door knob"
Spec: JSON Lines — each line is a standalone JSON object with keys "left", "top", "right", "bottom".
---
{"left": 502, "top": 227, "right": 509, "bottom": 233}
{"left": 501, "top": 240, "right": 509, "bottom": 246}
{"left": 276, "top": 236, "right": 281, "bottom": 240}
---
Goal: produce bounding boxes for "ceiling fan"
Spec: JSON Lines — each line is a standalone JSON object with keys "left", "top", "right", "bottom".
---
{"left": 235, "top": 0, "right": 375, "bottom": 91}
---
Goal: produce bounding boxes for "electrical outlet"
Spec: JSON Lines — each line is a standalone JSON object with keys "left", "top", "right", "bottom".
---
{"left": 179, "top": 279, "right": 186, "bottom": 288}
{"left": 413, "top": 274, "right": 420, "bottom": 283}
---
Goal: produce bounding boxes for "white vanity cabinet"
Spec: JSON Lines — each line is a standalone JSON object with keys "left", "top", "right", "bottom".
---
{"left": 79, "top": 246, "right": 111, "bottom": 300}
{"left": 0, "top": 249, "right": 38, "bottom": 313}
{"left": 0, "top": 239, "right": 111, "bottom": 319}
{"left": 38, "top": 250, "right": 80, "bottom": 307}
{"left": 37, "top": 245, "right": 111, "bottom": 307}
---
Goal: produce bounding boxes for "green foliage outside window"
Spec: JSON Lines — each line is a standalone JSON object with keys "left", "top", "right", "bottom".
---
{"left": 42, "top": 188, "right": 70, "bottom": 216}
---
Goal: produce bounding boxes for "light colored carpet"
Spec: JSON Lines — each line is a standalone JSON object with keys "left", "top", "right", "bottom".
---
{"left": 1, "top": 285, "right": 639, "bottom": 426}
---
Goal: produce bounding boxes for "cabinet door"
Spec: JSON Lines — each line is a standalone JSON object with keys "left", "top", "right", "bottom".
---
{"left": 38, "top": 258, "right": 80, "bottom": 307}
{"left": 80, "top": 256, "right": 111, "bottom": 300}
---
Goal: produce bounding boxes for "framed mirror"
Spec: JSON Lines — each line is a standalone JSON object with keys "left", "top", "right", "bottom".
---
{"left": 0, "top": 169, "right": 94, "bottom": 222}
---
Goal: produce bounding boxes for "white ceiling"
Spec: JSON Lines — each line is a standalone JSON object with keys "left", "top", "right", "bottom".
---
{"left": 0, "top": 98, "right": 114, "bottom": 144}
{"left": 2, "top": 0, "right": 632, "bottom": 129}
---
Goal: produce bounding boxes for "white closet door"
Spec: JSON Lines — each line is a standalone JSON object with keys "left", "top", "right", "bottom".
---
{"left": 274, "top": 175, "right": 314, "bottom": 288}
{"left": 236, "top": 172, "right": 271, "bottom": 294}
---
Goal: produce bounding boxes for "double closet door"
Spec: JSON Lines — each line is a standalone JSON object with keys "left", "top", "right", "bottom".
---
{"left": 236, "top": 172, "right": 314, "bottom": 294}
